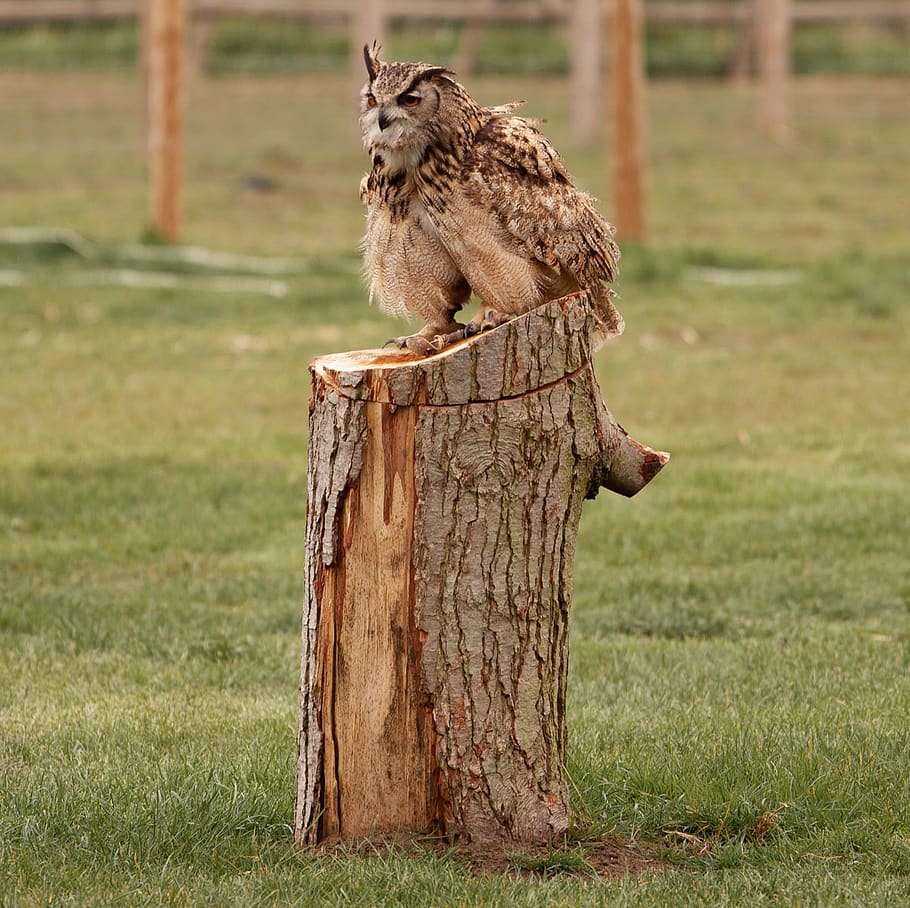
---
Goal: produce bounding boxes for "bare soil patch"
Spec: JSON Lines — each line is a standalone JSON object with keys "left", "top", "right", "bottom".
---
{"left": 444, "top": 837, "right": 670, "bottom": 880}
{"left": 317, "top": 833, "right": 673, "bottom": 881}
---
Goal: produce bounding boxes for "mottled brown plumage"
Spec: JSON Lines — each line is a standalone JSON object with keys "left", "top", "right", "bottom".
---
{"left": 359, "top": 43, "right": 623, "bottom": 354}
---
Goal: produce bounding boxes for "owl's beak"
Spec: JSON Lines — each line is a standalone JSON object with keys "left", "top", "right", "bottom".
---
{"left": 377, "top": 109, "right": 391, "bottom": 131}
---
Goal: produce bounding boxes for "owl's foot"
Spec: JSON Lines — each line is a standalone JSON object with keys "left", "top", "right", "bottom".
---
{"left": 427, "top": 324, "right": 477, "bottom": 352}
{"left": 382, "top": 334, "right": 435, "bottom": 356}
{"left": 383, "top": 311, "right": 511, "bottom": 357}
{"left": 476, "top": 308, "right": 513, "bottom": 332}
{"left": 455, "top": 307, "right": 513, "bottom": 341}
{"left": 427, "top": 310, "right": 514, "bottom": 352}
{"left": 383, "top": 325, "right": 472, "bottom": 356}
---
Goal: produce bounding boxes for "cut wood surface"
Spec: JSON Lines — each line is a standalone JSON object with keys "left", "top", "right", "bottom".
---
{"left": 295, "top": 292, "right": 668, "bottom": 846}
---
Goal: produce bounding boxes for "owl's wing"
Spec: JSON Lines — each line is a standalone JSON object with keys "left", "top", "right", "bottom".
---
{"left": 466, "top": 115, "right": 619, "bottom": 287}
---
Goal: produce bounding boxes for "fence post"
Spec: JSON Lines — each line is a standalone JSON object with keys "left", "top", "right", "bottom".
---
{"left": 452, "top": 0, "right": 494, "bottom": 76}
{"left": 146, "top": 0, "right": 185, "bottom": 242}
{"left": 351, "top": 0, "right": 387, "bottom": 80}
{"left": 607, "top": 0, "right": 648, "bottom": 242}
{"left": 756, "top": 0, "right": 791, "bottom": 140}
{"left": 570, "top": 0, "right": 602, "bottom": 148}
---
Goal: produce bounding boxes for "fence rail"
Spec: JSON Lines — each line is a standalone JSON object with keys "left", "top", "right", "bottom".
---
{"left": 647, "top": 1, "right": 910, "bottom": 24}
{"left": 2, "top": 0, "right": 909, "bottom": 26}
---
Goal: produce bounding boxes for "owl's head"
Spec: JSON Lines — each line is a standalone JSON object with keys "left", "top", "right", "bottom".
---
{"left": 359, "top": 43, "right": 470, "bottom": 172}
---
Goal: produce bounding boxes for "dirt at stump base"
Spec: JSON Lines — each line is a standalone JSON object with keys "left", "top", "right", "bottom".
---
{"left": 446, "top": 837, "right": 669, "bottom": 880}
{"left": 317, "top": 834, "right": 672, "bottom": 881}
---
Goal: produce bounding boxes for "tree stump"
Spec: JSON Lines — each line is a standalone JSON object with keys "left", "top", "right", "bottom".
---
{"left": 294, "top": 291, "right": 668, "bottom": 846}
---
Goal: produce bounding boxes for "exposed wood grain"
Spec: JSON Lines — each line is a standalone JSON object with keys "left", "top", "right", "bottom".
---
{"left": 317, "top": 401, "right": 434, "bottom": 841}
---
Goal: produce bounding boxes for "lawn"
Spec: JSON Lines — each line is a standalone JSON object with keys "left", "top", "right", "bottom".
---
{"left": 1, "top": 68, "right": 909, "bottom": 905}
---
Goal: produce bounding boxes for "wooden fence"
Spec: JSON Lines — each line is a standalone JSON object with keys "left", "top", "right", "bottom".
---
{"left": 7, "top": 0, "right": 904, "bottom": 243}
{"left": 2, "top": 0, "right": 909, "bottom": 26}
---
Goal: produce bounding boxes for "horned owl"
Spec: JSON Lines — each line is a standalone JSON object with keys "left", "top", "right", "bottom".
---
{"left": 358, "top": 43, "right": 623, "bottom": 355}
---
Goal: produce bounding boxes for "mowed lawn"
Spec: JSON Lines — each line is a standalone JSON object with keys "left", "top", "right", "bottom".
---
{"left": 1, "top": 70, "right": 909, "bottom": 905}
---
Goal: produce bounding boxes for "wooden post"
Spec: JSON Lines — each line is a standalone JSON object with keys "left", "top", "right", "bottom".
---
{"left": 570, "top": 0, "right": 602, "bottom": 148}
{"left": 756, "top": 0, "right": 791, "bottom": 140}
{"left": 728, "top": 3, "right": 756, "bottom": 83}
{"left": 139, "top": 0, "right": 151, "bottom": 158}
{"left": 351, "top": 0, "right": 387, "bottom": 81}
{"left": 190, "top": 10, "right": 216, "bottom": 77}
{"left": 452, "top": 0, "right": 494, "bottom": 76}
{"left": 146, "top": 0, "right": 185, "bottom": 242}
{"left": 607, "top": 0, "right": 648, "bottom": 243}
{"left": 294, "top": 293, "right": 668, "bottom": 846}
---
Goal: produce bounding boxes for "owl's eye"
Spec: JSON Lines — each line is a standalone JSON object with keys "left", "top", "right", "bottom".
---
{"left": 399, "top": 93, "right": 421, "bottom": 108}
{"left": 367, "top": 94, "right": 377, "bottom": 108}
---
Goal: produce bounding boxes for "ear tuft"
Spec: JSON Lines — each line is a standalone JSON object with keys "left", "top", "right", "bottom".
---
{"left": 363, "top": 42, "right": 382, "bottom": 82}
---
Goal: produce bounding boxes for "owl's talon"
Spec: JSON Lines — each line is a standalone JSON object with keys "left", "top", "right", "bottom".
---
{"left": 384, "top": 335, "right": 434, "bottom": 355}
{"left": 383, "top": 334, "right": 433, "bottom": 354}
{"left": 458, "top": 309, "right": 512, "bottom": 342}
{"left": 480, "top": 309, "right": 512, "bottom": 331}
{"left": 405, "top": 336, "right": 434, "bottom": 355}
{"left": 426, "top": 323, "right": 477, "bottom": 351}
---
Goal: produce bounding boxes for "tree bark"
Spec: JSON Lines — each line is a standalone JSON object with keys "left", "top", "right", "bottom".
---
{"left": 294, "top": 292, "right": 668, "bottom": 846}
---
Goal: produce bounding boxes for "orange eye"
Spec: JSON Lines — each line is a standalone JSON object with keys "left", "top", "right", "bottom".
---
{"left": 400, "top": 94, "right": 421, "bottom": 108}
{"left": 367, "top": 94, "right": 377, "bottom": 108}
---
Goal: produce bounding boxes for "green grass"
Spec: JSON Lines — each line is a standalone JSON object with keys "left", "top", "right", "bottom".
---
{"left": 1, "top": 69, "right": 910, "bottom": 905}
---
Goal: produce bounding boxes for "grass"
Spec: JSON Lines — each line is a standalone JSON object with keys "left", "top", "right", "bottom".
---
{"left": 1, "top": 66, "right": 910, "bottom": 905}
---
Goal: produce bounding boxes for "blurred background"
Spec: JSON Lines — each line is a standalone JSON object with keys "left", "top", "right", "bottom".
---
{"left": 2, "top": 0, "right": 909, "bottom": 257}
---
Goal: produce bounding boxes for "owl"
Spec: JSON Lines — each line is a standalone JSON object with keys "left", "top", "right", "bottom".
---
{"left": 358, "top": 43, "right": 624, "bottom": 355}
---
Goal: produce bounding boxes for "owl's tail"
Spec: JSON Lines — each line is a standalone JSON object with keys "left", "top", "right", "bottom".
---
{"left": 591, "top": 286, "right": 625, "bottom": 349}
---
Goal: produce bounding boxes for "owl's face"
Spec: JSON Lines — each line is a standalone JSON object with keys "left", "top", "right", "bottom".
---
{"left": 359, "top": 44, "right": 455, "bottom": 172}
